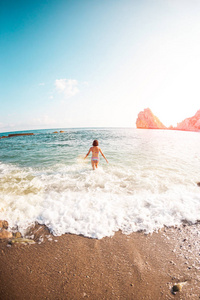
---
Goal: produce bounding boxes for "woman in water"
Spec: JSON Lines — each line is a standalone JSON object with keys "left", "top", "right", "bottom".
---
{"left": 84, "top": 140, "right": 108, "bottom": 170}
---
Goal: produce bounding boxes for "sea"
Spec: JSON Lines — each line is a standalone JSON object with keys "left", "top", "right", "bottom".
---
{"left": 0, "top": 128, "right": 200, "bottom": 239}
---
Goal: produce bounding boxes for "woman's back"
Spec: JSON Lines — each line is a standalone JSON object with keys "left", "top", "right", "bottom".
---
{"left": 91, "top": 146, "right": 99, "bottom": 158}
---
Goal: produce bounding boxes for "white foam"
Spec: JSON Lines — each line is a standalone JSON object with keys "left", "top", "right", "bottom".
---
{"left": 0, "top": 160, "right": 200, "bottom": 239}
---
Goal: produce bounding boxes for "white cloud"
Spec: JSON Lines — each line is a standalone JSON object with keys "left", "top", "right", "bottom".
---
{"left": 55, "top": 79, "right": 79, "bottom": 98}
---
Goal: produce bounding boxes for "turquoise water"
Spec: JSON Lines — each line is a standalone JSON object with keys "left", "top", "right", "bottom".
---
{"left": 0, "top": 128, "right": 115, "bottom": 167}
{"left": 0, "top": 128, "right": 200, "bottom": 238}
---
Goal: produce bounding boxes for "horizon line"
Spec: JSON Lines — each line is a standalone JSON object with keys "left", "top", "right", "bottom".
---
{"left": 0, "top": 126, "right": 137, "bottom": 135}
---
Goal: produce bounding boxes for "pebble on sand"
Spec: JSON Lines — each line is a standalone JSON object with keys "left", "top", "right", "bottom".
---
{"left": 0, "top": 229, "right": 13, "bottom": 239}
{"left": 0, "top": 220, "right": 8, "bottom": 229}
{"left": 9, "top": 238, "right": 35, "bottom": 245}
{"left": 172, "top": 282, "right": 187, "bottom": 293}
{"left": 14, "top": 232, "right": 22, "bottom": 238}
{"left": 0, "top": 220, "right": 13, "bottom": 239}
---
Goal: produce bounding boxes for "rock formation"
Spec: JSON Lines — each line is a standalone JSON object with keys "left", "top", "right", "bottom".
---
{"left": 136, "top": 108, "right": 167, "bottom": 129}
{"left": 176, "top": 110, "right": 200, "bottom": 131}
{"left": 136, "top": 108, "right": 200, "bottom": 132}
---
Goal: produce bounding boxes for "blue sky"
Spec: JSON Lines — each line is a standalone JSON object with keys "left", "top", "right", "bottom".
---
{"left": 1, "top": 0, "right": 200, "bottom": 132}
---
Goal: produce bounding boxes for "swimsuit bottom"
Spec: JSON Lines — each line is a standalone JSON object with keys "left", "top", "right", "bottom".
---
{"left": 91, "top": 157, "right": 99, "bottom": 162}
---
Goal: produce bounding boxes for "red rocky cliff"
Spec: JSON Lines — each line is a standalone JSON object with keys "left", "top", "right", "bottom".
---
{"left": 136, "top": 108, "right": 166, "bottom": 129}
{"left": 176, "top": 110, "right": 200, "bottom": 131}
{"left": 136, "top": 108, "right": 200, "bottom": 132}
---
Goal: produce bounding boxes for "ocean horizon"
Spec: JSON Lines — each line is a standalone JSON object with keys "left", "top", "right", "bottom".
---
{"left": 0, "top": 126, "right": 135, "bottom": 136}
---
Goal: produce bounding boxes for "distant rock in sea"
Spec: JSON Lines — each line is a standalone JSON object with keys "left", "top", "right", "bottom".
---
{"left": 136, "top": 108, "right": 200, "bottom": 132}
{"left": 0, "top": 133, "right": 34, "bottom": 140}
{"left": 8, "top": 133, "right": 34, "bottom": 137}
{"left": 136, "top": 108, "right": 166, "bottom": 129}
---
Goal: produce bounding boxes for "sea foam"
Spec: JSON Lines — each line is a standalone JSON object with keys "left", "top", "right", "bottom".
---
{"left": 0, "top": 162, "right": 200, "bottom": 239}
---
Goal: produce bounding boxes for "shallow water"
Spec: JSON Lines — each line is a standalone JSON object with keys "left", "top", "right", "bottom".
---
{"left": 0, "top": 128, "right": 200, "bottom": 238}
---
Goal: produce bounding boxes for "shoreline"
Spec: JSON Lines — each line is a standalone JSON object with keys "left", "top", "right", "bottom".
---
{"left": 1, "top": 223, "right": 200, "bottom": 299}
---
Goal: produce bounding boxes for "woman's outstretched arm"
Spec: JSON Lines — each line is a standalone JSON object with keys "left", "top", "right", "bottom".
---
{"left": 99, "top": 148, "right": 108, "bottom": 163}
{"left": 84, "top": 148, "right": 91, "bottom": 159}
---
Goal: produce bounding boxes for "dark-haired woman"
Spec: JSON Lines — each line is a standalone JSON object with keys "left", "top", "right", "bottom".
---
{"left": 84, "top": 140, "right": 108, "bottom": 170}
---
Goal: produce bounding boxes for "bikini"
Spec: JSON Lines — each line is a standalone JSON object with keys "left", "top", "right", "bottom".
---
{"left": 91, "top": 149, "right": 99, "bottom": 162}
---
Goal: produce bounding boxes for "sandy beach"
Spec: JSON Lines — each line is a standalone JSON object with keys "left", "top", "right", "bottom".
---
{"left": 0, "top": 223, "right": 200, "bottom": 300}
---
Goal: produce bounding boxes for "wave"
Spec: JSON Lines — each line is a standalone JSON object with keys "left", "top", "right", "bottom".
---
{"left": 0, "top": 161, "right": 200, "bottom": 239}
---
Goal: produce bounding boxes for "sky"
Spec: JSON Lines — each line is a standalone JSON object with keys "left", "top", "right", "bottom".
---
{"left": 1, "top": 0, "right": 200, "bottom": 132}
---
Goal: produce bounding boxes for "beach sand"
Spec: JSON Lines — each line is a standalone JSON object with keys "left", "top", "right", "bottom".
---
{"left": 0, "top": 223, "right": 200, "bottom": 299}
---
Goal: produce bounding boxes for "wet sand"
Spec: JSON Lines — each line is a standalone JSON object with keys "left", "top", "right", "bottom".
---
{"left": 0, "top": 223, "right": 200, "bottom": 299}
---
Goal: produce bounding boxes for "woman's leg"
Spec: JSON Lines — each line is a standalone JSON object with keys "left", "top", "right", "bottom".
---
{"left": 91, "top": 160, "right": 96, "bottom": 170}
{"left": 91, "top": 160, "right": 99, "bottom": 169}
